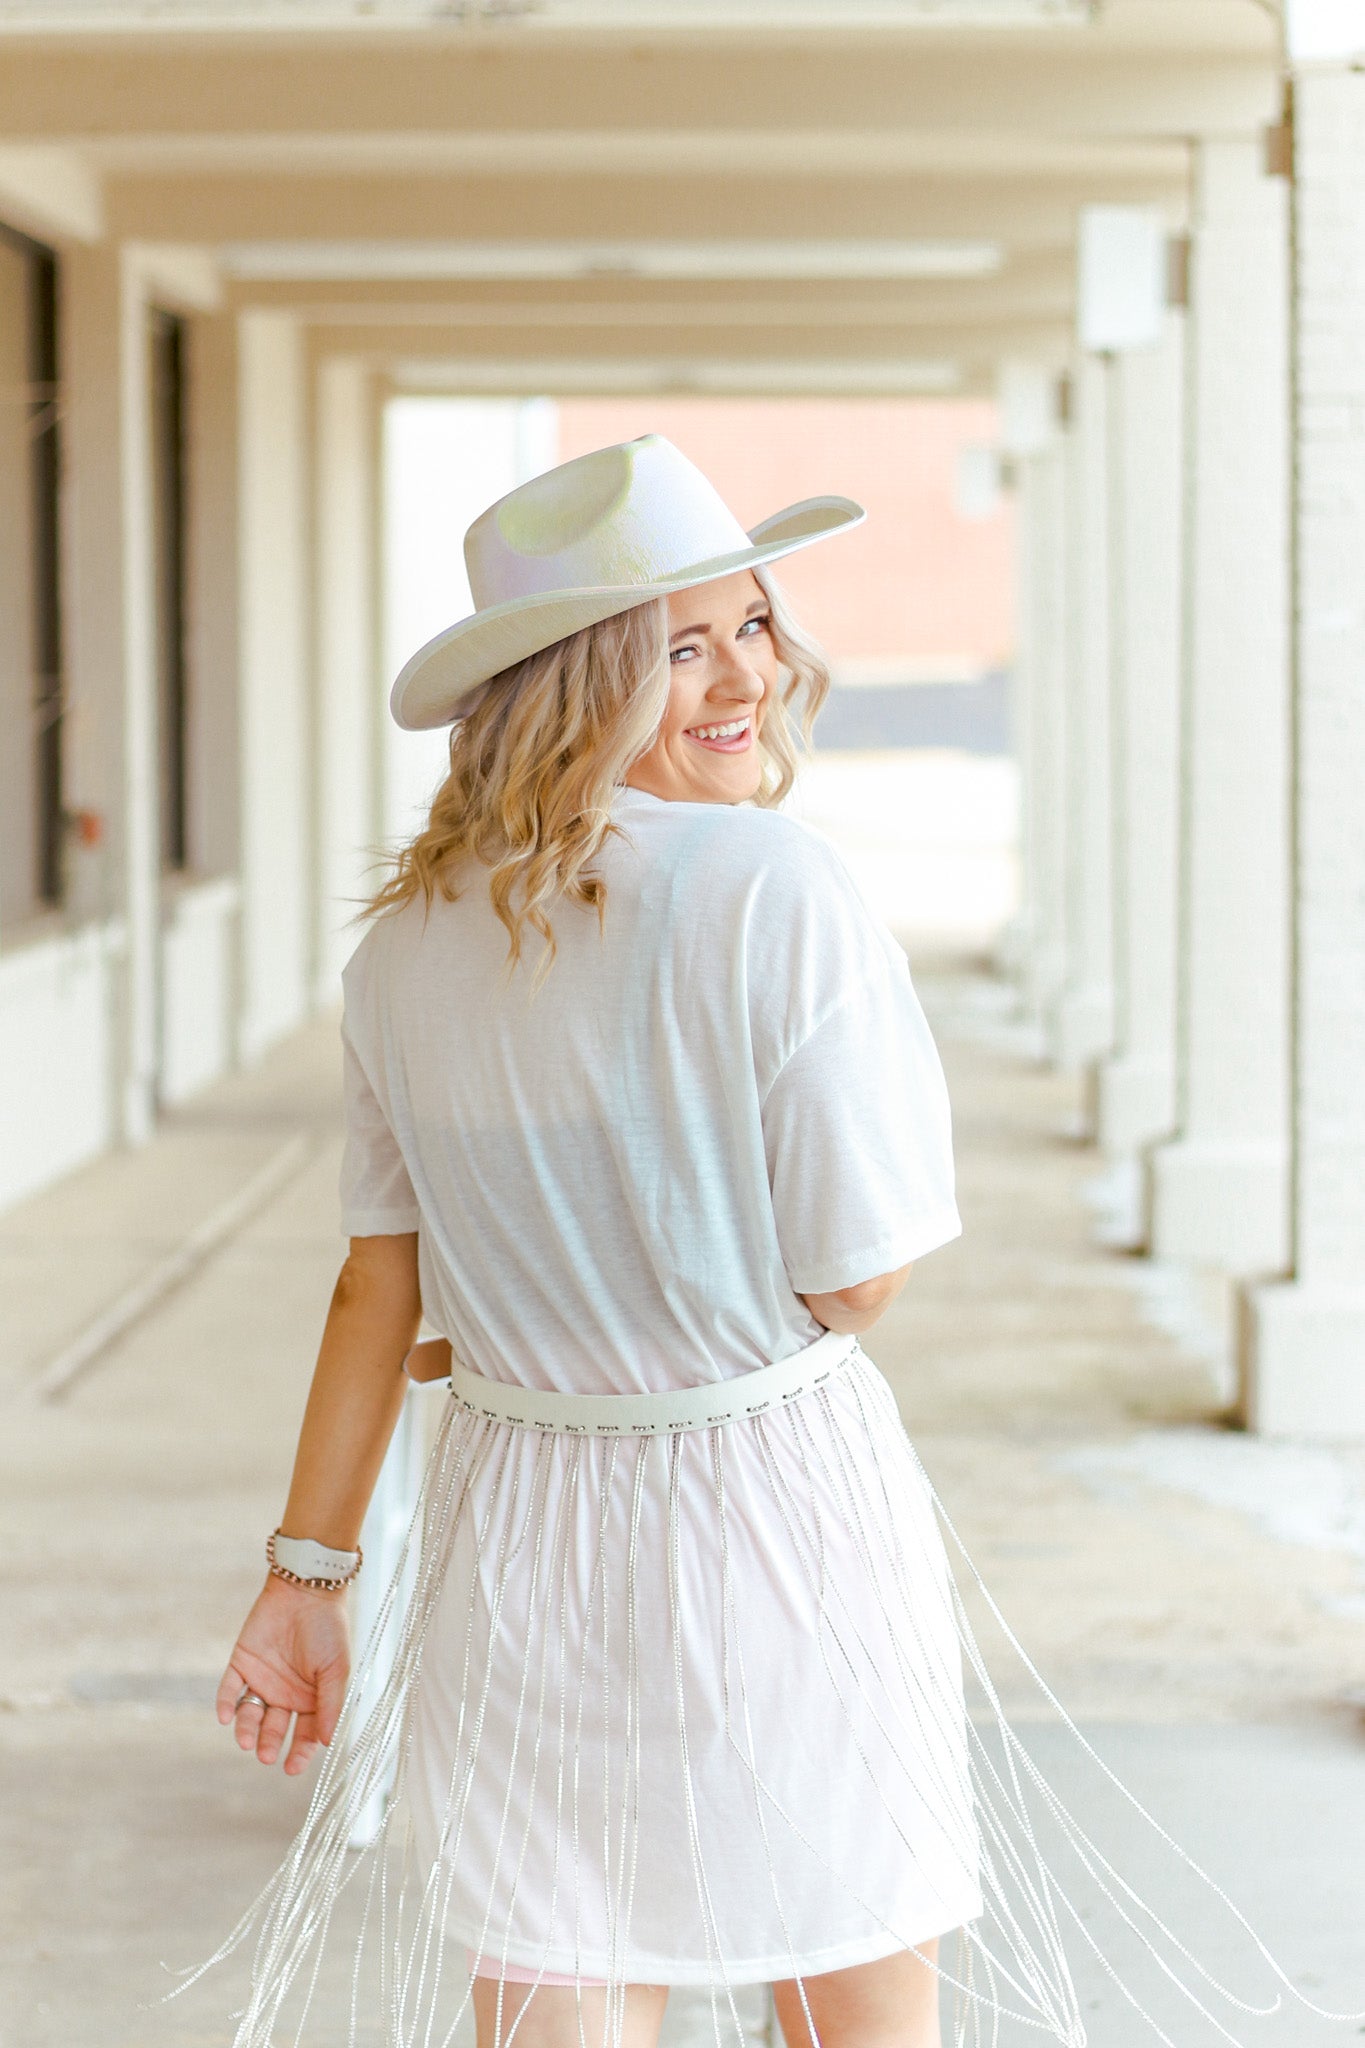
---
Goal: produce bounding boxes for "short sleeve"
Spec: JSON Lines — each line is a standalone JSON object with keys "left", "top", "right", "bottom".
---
{"left": 761, "top": 942, "right": 961, "bottom": 1296}
{"left": 339, "top": 1015, "right": 421, "bottom": 1238}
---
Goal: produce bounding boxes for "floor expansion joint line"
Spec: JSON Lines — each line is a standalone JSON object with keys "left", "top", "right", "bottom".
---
{"left": 27, "top": 1132, "right": 317, "bottom": 1407}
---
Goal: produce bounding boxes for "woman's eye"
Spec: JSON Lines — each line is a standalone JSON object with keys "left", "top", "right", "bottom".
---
{"left": 738, "top": 615, "right": 770, "bottom": 639}
{"left": 670, "top": 644, "right": 700, "bottom": 664}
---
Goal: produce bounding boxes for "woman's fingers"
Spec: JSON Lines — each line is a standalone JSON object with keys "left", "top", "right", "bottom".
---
{"left": 254, "top": 1703, "right": 293, "bottom": 1766}
{"left": 216, "top": 1661, "right": 248, "bottom": 1726}
{"left": 275, "top": 1657, "right": 349, "bottom": 1775}
{"left": 284, "top": 1710, "right": 322, "bottom": 1776}
{"left": 233, "top": 1687, "right": 267, "bottom": 1751}
{"left": 227, "top": 1672, "right": 292, "bottom": 1758}
{"left": 216, "top": 1587, "right": 350, "bottom": 1772}
{"left": 314, "top": 1654, "right": 350, "bottom": 1747}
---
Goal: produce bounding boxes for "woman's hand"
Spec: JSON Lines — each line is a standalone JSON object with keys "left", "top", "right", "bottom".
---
{"left": 216, "top": 1575, "right": 352, "bottom": 1777}
{"left": 214, "top": 1233, "right": 419, "bottom": 1778}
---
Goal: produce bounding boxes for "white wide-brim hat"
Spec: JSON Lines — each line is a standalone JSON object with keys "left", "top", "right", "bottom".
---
{"left": 390, "top": 433, "right": 865, "bottom": 730}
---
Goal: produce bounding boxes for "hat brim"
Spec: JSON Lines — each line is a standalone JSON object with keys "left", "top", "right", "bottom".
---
{"left": 389, "top": 494, "right": 865, "bottom": 731}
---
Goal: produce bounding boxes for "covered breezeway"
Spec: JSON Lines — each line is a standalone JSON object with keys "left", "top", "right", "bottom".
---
{"left": 2, "top": 2, "right": 1365, "bottom": 2043}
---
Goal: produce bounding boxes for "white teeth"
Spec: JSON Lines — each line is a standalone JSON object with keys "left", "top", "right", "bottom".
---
{"left": 689, "top": 718, "right": 750, "bottom": 741}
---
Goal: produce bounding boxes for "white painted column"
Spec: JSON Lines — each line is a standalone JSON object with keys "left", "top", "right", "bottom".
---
{"left": 236, "top": 312, "right": 313, "bottom": 1061}
{"left": 1096, "top": 324, "right": 1185, "bottom": 1164}
{"left": 62, "top": 245, "right": 158, "bottom": 1144}
{"left": 1148, "top": 141, "right": 1292, "bottom": 1276}
{"left": 1053, "top": 356, "right": 1114, "bottom": 1080}
{"left": 1247, "top": 67, "right": 1365, "bottom": 1436}
{"left": 314, "top": 354, "right": 384, "bottom": 999}
{"left": 1014, "top": 439, "right": 1070, "bottom": 1035}
{"left": 185, "top": 309, "right": 242, "bottom": 889}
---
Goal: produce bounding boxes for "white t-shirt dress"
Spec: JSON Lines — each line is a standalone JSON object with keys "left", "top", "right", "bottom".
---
{"left": 336, "top": 784, "right": 981, "bottom": 1986}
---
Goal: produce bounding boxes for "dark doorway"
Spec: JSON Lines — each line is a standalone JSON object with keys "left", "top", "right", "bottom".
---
{"left": 150, "top": 308, "right": 190, "bottom": 873}
{"left": 0, "top": 224, "right": 64, "bottom": 912}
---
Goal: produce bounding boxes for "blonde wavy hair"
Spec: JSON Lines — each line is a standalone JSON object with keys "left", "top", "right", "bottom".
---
{"left": 366, "top": 566, "right": 831, "bottom": 975}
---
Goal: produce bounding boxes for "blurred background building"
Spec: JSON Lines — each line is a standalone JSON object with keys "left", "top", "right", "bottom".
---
{"left": 0, "top": 0, "right": 1362, "bottom": 1447}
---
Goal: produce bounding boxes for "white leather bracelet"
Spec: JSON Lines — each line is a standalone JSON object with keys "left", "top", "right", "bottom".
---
{"left": 267, "top": 1529, "right": 362, "bottom": 1590}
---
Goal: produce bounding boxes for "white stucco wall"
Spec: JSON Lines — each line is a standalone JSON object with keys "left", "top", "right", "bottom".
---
{"left": 159, "top": 877, "right": 239, "bottom": 1105}
{"left": 0, "top": 924, "right": 122, "bottom": 1211}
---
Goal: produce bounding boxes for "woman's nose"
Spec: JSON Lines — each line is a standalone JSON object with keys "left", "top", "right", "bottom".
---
{"left": 711, "top": 643, "right": 766, "bottom": 700}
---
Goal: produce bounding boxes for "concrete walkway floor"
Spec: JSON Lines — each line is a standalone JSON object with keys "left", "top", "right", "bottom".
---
{"left": 2, "top": 968, "right": 1364, "bottom": 2047}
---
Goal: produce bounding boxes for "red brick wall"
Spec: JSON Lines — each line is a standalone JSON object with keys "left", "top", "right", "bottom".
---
{"left": 554, "top": 397, "right": 1014, "bottom": 675}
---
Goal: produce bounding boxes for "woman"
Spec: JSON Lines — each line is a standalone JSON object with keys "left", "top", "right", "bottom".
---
{"left": 205, "top": 438, "right": 1340, "bottom": 2048}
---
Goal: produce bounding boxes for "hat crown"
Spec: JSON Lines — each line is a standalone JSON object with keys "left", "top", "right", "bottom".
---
{"left": 464, "top": 435, "right": 754, "bottom": 611}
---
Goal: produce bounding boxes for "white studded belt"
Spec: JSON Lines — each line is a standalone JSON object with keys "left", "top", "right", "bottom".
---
{"left": 403, "top": 1327, "right": 860, "bottom": 1437}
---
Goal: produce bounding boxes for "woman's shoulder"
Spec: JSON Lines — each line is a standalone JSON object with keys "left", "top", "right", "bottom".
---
{"left": 627, "top": 792, "right": 860, "bottom": 904}
{"left": 710, "top": 801, "right": 876, "bottom": 932}
{"left": 340, "top": 894, "right": 430, "bottom": 1001}
{"left": 648, "top": 798, "right": 899, "bottom": 1000}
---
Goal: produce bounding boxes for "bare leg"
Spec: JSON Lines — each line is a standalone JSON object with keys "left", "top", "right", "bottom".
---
{"left": 772, "top": 1940, "right": 942, "bottom": 2048}
{"left": 472, "top": 1976, "right": 668, "bottom": 2048}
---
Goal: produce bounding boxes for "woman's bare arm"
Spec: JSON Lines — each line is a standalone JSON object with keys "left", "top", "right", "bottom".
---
{"left": 799, "top": 1262, "right": 912, "bottom": 1335}
{"left": 215, "top": 1232, "right": 422, "bottom": 1775}
{"left": 279, "top": 1232, "right": 423, "bottom": 1548}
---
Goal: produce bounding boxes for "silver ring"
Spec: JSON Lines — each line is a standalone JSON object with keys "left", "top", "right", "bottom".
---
{"left": 237, "top": 1688, "right": 270, "bottom": 1713}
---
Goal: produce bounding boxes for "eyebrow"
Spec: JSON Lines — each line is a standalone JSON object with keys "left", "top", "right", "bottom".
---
{"left": 668, "top": 598, "right": 769, "bottom": 645}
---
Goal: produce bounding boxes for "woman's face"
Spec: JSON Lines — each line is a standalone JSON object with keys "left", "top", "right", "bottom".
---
{"left": 625, "top": 570, "right": 778, "bottom": 805}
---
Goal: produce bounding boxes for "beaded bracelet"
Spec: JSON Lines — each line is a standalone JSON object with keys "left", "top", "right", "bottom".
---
{"left": 266, "top": 1527, "right": 363, "bottom": 1592}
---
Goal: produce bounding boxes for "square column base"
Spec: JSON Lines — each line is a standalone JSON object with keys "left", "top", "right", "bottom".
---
{"left": 121, "top": 1073, "right": 155, "bottom": 1147}
{"left": 1242, "top": 1282, "right": 1365, "bottom": 1439}
{"left": 994, "top": 909, "right": 1033, "bottom": 978}
{"left": 1096, "top": 1054, "right": 1176, "bottom": 1158}
{"left": 1052, "top": 982, "right": 1113, "bottom": 1071}
{"left": 1149, "top": 1138, "right": 1289, "bottom": 1275}
{"left": 1022, "top": 940, "right": 1067, "bottom": 1027}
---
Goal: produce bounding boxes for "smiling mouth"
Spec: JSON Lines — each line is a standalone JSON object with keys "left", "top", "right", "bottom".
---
{"left": 684, "top": 715, "right": 753, "bottom": 753}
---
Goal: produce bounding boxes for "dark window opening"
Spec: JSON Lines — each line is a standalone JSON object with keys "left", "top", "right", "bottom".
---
{"left": 150, "top": 309, "right": 189, "bottom": 873}
{"left": 1, "top": 224, "right": 64, "bottom": 909}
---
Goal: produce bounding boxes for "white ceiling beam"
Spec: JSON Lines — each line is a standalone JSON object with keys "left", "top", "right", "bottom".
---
{"left": 383, "top": 360, "right": 1008, "bottom": 400}
{"left": 228, "top": 258, "right": 1075, "bottom": 326}
{"left": 228, "top": 244, "right": 1073, "bottom": 299}
{"left": 0, "top": 0, "right": 1096, "bottom": 32}
{"left": 221, "top": 238, "right": 1006, "bottom": 284}
{"left": 233, "top": 242, "right": 1074, "bottom": 292}
{"left": 0, "top": 0, "right": 1273, "bottom": 43}
{"left": 106, "top": 167, "right": 1189, "bottom": 246}
{"left": 0, "top": 144, "right": 102, "bottom": 241}
{"left": 129, "top": 239, "right": 222, "bottom": 310}
{"left": 0, "top": 45, "right": 1279, "bottom": 145}
{"left": 304, "top": 313, "right": 1070, "bottom": 370}
{"left": 379, "top": 354, "right": 1023, "bottom": 399}
{"left": 382, "top": 355, "right": 974, "bottom": 398}
{"left": 80, "top": 130, "right": 1191, "bottom": 183}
